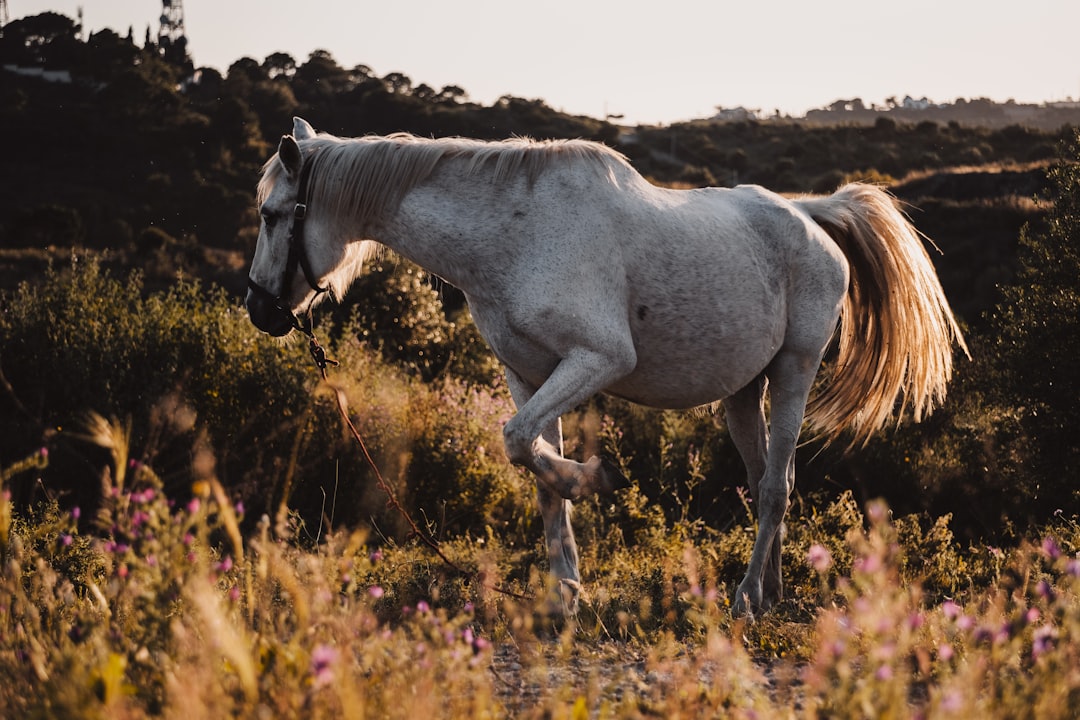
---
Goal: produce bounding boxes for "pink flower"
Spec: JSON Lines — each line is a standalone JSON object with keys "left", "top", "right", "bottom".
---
{"left": 937, "top": 643, "right": 954, "bottom": 662}
{"left": 807, "top": 544, "right": 832, "bottom": 572}
{"left": 368, "top": 586, "right": 384, "bottom": 599}
{"left": 941, "top": 600, "right": 961, "bottom": 620}
{"left": 940, "top": 690, "right": 963, "bottom": 712}
{"left": 854, "top": 554, "right": 882, "bottom": 574}
{"left": 311, "top": 644, "right": 340, "bottom": 688}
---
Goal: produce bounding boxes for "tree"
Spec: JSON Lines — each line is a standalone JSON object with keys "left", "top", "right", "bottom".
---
{"left": 382, "top": 72, "right": 413, "bottom": 95}
{"left": 988, "top": 129, "right": 1080, "bottom": 508}
{"left": 262, "top": 52, "right": 296, "bottom": 79}
{"left": 0, "top": 12, "right": 80, "bottom": 65}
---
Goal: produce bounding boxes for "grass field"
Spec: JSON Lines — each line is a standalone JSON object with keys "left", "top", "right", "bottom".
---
{"left": 3, "top": 426, "right": 1079, "bottom": 718}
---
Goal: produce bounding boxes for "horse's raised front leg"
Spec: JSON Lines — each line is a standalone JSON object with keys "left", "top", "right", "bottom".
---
{"left": 732, "top": 350, "right": 818, "bottom": 617}
{"left": 504, "top": 369, "right": 582, "bottom": 614}
{"left": 502, "top": 350, "right": 634, "bottom": 614}
{"left": 502, "top": 351, "right": 634, "bottom": 501}
{"left": 723, "top": 374, "right": 784, "bottom": 607}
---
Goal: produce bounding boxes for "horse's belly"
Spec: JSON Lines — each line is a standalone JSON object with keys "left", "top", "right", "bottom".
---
{"left": 608, "top": 325, "right": 782, "bottom": 409}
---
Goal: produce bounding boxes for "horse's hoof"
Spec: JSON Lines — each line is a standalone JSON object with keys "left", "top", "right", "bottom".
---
{"left": 558, "top": 578, "right": 581, "bottom": 615}
{"left": 732, "top": 580, "right": 763, "bottom": 619}
{"left": 599, "top": 457, "right": 630, "bottom": 494}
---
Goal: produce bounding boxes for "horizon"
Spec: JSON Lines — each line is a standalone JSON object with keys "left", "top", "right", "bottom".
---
{"left": 9, "top": 1, "right": 1080, "bottom": 125}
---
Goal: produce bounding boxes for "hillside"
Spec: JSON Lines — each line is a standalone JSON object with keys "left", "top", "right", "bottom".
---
{"left": 0, "top": 10, "right": 1066, "bottom": 325}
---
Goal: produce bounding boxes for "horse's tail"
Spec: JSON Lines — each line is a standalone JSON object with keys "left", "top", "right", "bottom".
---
{"left": 796, "top": 183, "right": 969, "bottom": 447}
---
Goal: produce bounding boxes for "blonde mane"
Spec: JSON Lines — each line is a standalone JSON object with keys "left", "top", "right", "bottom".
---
{"left": 257, "top": 132, "right": 632, "bottom": 234}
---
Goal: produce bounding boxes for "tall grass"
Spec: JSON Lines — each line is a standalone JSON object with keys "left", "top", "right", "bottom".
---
{"left": 3, "top": 427, "right": 1079, "bottom": 718}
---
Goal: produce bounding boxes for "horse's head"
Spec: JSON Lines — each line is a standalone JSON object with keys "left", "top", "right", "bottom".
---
{"left": 245, "top": 117, "right": 328, "bottom": 336}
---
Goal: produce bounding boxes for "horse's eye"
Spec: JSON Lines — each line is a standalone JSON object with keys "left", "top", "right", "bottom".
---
{"left": 261, "top": 209, "right": 277, "bottom": 230}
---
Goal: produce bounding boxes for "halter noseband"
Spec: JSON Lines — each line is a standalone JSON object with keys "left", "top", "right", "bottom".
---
{"left": 247, "top": 149, "right": 328, "bottom": 333}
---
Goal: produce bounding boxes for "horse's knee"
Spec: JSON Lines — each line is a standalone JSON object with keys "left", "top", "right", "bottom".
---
{"left": 502, "top": 416, "right": 535, "bottom": 467}
{"left": 758, "top": 481, "right": 790, "bottom": 524}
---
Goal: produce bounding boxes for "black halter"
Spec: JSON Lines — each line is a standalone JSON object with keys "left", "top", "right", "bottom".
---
{"left": 247, "top": 150, "right": 328, "bottom": 333}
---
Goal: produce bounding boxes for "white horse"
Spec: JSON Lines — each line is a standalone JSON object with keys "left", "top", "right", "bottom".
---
{"left": 246, "top": 117, "right": 967, "bottom": 616}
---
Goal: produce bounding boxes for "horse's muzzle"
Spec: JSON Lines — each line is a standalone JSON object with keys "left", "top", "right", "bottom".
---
{"left": 245, "top": 288, "right": 296, "bottom": 337}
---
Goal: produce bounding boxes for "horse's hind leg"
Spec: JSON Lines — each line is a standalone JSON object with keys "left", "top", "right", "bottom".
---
{"left": 732, "top": 349, "right": 820, "bottom": 616}
{"left": 723, "top": 374, "right": 783, "bottom": 605}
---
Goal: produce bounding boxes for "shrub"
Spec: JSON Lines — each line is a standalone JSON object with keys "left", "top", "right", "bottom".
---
{"left": 0, "top": 258, "right": 525, "bottom": 545}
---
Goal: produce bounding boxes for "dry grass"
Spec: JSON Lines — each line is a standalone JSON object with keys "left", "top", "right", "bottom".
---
{"left": 3, "top": 428, "right": 1080, "bottom": 719}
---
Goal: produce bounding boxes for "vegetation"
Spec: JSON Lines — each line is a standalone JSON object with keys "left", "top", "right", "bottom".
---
{"left": 2, "top": 9, "right": 1080, "bottom": 718}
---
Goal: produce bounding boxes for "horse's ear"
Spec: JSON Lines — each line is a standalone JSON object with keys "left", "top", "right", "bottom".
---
{"left": 278, "top": 134, "right": 303, "bottom": 179}
{"left": 293, "top": 117, "right": 316, "bottom": 140}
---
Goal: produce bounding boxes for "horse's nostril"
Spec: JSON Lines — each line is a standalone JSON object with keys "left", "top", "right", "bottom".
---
{"left": 245, "top": 290, "right": 295, "bottom": 337}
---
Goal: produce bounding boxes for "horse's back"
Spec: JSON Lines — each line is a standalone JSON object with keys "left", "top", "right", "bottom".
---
{"left": 600, "top": 183, "right": 845, "bottom": 408}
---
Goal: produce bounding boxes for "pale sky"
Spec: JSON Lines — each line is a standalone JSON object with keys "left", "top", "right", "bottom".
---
{"left": 11, "top": 0, "right": 1080, "bottom": 125}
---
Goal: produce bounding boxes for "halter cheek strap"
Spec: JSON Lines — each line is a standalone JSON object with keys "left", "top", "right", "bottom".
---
{"left": 247, "top": 149, "right": 328, "bottom": 333}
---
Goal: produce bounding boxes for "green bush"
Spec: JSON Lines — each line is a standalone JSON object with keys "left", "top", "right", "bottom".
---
{"left": 0, "top": 259, "right": 534, "bottom": 546}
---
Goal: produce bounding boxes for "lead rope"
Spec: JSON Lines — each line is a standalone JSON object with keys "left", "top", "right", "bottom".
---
{"left": 298, "top": 318, "right": 530, "bottom": 602}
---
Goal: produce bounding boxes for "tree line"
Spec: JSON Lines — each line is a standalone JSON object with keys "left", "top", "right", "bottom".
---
{"left": 1, "top": 11, "right": 1078, "bottom": 537}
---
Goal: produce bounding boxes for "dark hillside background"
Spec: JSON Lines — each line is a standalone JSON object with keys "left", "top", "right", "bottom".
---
{"left": 2, "top": 11, "right": 1078, "bottom": 541}
{"left": 1, "top": 11, "right": 1071, "bottom": 323}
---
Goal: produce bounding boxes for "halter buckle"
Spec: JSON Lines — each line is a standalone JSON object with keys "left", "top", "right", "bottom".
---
{"left": 294, "top": 202, "right": 308, "bottom": 220}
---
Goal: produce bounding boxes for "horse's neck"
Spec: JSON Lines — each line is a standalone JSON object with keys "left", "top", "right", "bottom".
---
{"left": 375, "top": 169, "right": 528, "bottom": 294}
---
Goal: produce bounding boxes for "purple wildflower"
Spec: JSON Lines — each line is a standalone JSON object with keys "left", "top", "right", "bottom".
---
{"left": 368, "top": 586, "right": 384, "bottom": 599}
{"left": 1036, "top": 579, "right": 1055, "bottom": 602}
{"left": 1032, "top": 624, "right": 1056, "bottom": 659}
{"left": 1041, "top": 536, "right": 1061, "bottom": 560}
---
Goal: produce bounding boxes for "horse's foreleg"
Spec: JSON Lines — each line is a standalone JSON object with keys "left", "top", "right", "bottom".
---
{"left": 504, "top": 370, "right": 584, "bottom": 614}
{"left": 503, "top": 352, "right": 633, "bottom": 501}
{"left": 733, "top": 352, "right": 817, "bottom": 617}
